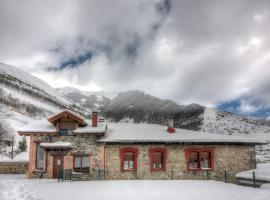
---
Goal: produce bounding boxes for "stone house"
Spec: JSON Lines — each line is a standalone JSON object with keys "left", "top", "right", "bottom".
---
{"left": 18, "top": 110, "right": 267, "bottom": 182}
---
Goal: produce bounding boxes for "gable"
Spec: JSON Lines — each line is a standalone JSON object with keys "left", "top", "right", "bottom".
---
{"left": 48, "top": 110, "right": 85, "bottom": 127}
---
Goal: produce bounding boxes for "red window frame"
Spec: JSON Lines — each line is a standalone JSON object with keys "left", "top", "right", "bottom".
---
{"left": 185, "top": 147, "right": 215, "bottom": 171}
{"left": 119, "top": 147, "right": 138, "bottom": 172}
{"left": 149, "top": 148, "right": 167, "bottom": 172}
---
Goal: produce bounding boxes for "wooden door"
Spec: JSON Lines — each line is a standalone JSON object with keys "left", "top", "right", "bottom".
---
{"left": 53, "top": 156, "right": 64, "bottom": 179}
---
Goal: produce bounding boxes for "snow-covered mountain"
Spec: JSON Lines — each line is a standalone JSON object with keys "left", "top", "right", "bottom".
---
{"left": 0, "top": 63, "right": 87, "bottom": 140}
{"left": 1, "top": 63, "right": 269, "bottom": 162}
{"left": 103, "top": 90, "right": 204, "bottom": 130}
{"left": 100, "top": 90, "right": 270, "bottom": 162}
{"left": 57, "top": 87, "right": 112, "bottom": 112}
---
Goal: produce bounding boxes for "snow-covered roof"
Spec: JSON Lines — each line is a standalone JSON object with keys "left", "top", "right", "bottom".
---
{"left": 18, "top": 119, "right": 107, "bottom": 135}
{"left": 73, "top": 122, "right": 107, "bottom": 134}
{"left": 18, "top": 119, "right": 57, "bottom": 134}
{"left": 48, "top": 109, "right": 85, "bottom": 125}
{"left": 98, "top": 123, "right": 269, "bottom": 144}
{"left": 40, "top": 141, "right": 72, "bottom": 149}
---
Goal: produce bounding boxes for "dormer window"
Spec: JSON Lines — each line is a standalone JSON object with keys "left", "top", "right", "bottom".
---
{"left": 59, "top": 129, "right": 73, "bottom": 136}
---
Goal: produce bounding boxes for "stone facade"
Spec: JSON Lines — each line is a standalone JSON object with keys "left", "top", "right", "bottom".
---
{"left": 104, "top": 144, "right": 256, "bottom": 183}
{"left": 29, "top": 134, "right": 103, "bottom": 180}
{"left": 0, "top": 162, "right": 28, "bottom": 174}
{"left": 27, "top": 134, "right": 256, "bottom": 183}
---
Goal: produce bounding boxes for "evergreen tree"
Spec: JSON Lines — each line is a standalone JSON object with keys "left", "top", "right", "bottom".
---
{"left": 18, "top": 137, "right": 27, "bottom": 152}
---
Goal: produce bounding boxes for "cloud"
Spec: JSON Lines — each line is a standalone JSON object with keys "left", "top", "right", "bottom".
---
{"left": 1, "top": 0, "right": 270, "bottom": 117}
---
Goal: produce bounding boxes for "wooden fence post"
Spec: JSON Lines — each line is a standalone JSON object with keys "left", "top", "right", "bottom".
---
{"left": 253, "top": 171, "right": 256, "bottom": 188}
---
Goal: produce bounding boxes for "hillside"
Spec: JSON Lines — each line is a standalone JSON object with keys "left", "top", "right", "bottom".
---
{"left": 103, "top": 90, "right": 204, "bottom": 130}
{"left": 0, "top": 63, "right": 87, "bottom": 140}
{"left": 57, "top": 87, "right": 111, "bottom": 112}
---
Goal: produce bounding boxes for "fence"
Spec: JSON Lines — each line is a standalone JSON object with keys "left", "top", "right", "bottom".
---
{"left": 55, "top": 168, "right": 262, "bottom": 188}
{"left": 56, "top": 168, "right": 107, "bottom": 182}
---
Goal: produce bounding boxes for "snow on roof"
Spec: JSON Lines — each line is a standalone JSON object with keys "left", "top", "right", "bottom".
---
{"left": 99, "top": 123, "right": 269, "bottom": 144}
{"left": 18, "top": 119, "right": 57, "bottom": 134}
{"left": 236, "top": 163, "right": 270, "bottom": 182}
{"left": 40, "top": 141, "right": 72, "bottom": 149}
{"left": 73, "top": 121, "right": 107, "bottom": 134}
{"left": 18, "top": 119, "right": 107, "bottom": 135}
{"left": 48, "top": 109, "right": 85, "bottom": 125}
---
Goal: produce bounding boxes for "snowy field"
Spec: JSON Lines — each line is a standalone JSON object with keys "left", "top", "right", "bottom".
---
{"left": 1, "top": 175, "right": 270, "bottom": 200}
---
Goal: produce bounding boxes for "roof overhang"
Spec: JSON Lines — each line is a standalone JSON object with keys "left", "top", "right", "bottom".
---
{"left": 40, "top": 142, "right": 72, "bottom": 149}
{"left": 48, "top": 109, "right": 85, "bottom": 126}
{"left": 18, "top": 131, "right": 57, "bottom": 136}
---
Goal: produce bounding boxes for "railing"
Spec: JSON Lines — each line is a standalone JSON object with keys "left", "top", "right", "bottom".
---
{"left": 56, "top": 168, "right": 260, "bottom": 187}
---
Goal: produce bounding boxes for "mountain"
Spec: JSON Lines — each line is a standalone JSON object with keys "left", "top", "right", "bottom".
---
{"left": 56, "top": 87, "right": 111, "bottom": 112}
{"left": 102, "top": 90, "right": 270, "bottom": 162}
{"left": 103, "top": 90, "right": 204, "bottom": 130}
{"left": 0, "top": 63, "right": 87, "bottom": 139}
{"left": 1, "top": 64, "right": 269, "bottom": 162}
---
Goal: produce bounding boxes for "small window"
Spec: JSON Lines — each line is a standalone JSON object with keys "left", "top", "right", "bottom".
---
{"left": 73, "top": 156, "right": 89, "bottom": 173}
{"left": 185, "top": 148, "right": 214, "bottom": 171}
{"left": 149, "top": 148, "right": 166, "bottom": 172}
{"left": 124, "top": 152, "right": 134, "bottom": 170}
{"left": 36, "top": 143, "right": 44, "bottom": 170}
{"left": 59, "top": 129, "right": 73, "bottom": 136}
{"left": 120, "top": 148, "right": 138, "bottom": 171}
{"left": 200, "top": 152, "right": 211, "bottom": 169}
{"left": 189, "top": 152, "right": 199, "bottom": 169}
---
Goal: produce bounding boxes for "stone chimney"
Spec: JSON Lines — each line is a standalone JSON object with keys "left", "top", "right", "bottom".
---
{"left": 167, "top": 119, "right": 175, "bottom": 134}
{"left": 92, "top": 111, "right": 98, "bottom": 127}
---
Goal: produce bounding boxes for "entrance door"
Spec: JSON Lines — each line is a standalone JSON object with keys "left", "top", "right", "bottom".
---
{"left": 53, "top": 156, "right": 64, "bottom": 179}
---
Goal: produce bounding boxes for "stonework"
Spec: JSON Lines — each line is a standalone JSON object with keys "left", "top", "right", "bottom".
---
{"left": 29, "top": 134, "right": 102, "bottom": 179}
{"left": 0, "top": 162, "right": 28, "bottom": 174}
{"left": 104, "top": 144, "right": 256, "bottom": 183}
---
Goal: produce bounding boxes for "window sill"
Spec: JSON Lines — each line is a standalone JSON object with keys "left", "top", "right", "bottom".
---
{"left": 151, "top": 169, "right": 166, "bottom": 172}
{"left": 188, "top": 168, "right": 213, "bottom": 172}
{"left": 121, "top": 169, "right": 137, "bottom": 172}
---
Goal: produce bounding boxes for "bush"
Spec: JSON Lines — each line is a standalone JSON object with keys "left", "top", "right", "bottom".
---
{"left": 18, "top": 137, "right": 27, "bottom": 152}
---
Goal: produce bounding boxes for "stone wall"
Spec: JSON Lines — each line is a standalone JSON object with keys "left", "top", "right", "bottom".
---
{"left": 104, "top": 144, "right": 256, "bottom": 183}
{"left": 0, "top": 162, "right": 28, "bottom": 174}
{"left": 29, "top": 134, "right": 102, "bottom": 179}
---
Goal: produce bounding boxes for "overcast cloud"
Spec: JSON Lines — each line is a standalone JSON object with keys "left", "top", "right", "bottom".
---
{"left": 1, "top": 0, "right": 270, "bottom": 117}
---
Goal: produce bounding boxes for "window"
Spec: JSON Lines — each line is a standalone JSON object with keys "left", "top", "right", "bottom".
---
{"left": 59, "top": 129, "right": 73, "bottom": 136}
{"left": 149, "top": 148, "right": 167, "bottom": 172}
{"left": 120, "top": 148, "right": 138, "bottom": 171}
{"left": 185, "top": 148, "right": 214, "bottom": 171}
{"left": 200, "top": 152, "right": 210, "bottom": 169}
{"left": 36, "top": 143, "right": 44, "bottom": 170}
{"left": 73, "top": 156, "right": 90, "bottom": 173}
{"left": 124, "top": 152, "right": 134, "bottom": 170}
{"left": 189, "top": 152, "right": 199, "bottom": 169}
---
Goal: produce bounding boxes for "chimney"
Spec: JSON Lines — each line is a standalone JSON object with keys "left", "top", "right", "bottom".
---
{"left": 92, "top": 112, "right": 98, "bottom": 127}
{"left": 167, "top": 119, "right": 175, "bottom": 134}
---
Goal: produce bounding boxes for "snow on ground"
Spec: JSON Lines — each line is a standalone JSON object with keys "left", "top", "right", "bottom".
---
{"left": 236, "top": 163, "right": 270, "bottom": 182}
{"left": 1, "top": 175, "right": 270, "bottom": 200}
{"left": 0, "top": 152, "right": 28, "bottom": 162}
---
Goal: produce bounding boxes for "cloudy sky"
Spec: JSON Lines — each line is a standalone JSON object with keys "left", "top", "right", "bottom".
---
{"left": 1, "top": 0, "right": 270, "bottom": 118}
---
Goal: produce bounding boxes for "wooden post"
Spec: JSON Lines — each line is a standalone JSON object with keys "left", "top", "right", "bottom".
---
{"left": 224, "top": 170, "right": 227, "bottom": 183}
{"left": 207, "top": 170, "right": 209, "bottom": 180}
{"left": 171, "top": 169, "right": 174, "bottom": 180}
{"left": 253, "top": 171, "right": 256, "bottom": 188}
